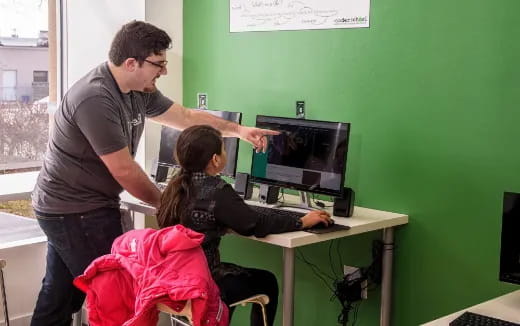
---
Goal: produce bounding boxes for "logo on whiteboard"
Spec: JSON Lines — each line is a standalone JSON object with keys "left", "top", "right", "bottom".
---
{"left": 334, "top": 16, "right": 368, "bottom": 24}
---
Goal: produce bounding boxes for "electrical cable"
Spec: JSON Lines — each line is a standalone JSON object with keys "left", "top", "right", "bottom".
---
{"left": 311, "top": 193, "right": 333, "bottom": 208}
{"left": 298, "top": 238, "right": 387, "bottom": 326}
{"left": 328, "top": 240, "right": 339, "bottom": 279}
{"left": 296, "top": 249, "right": 336, "bottom": 293}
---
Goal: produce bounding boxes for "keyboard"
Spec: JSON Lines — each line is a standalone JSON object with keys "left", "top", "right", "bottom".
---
{"left": 449, "top": 311, "right": 520, "bottom": 326}
{"left": 248, "top": 205, "right": 305, "bottom": 220}
{"left": 247, "top": 205, "right": 351, "bottom": 234}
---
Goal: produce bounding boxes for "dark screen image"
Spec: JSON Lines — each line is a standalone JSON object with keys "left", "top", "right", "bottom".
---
{"left": 499, "top": 192, "right": 520, "bottom": 285}
{"left": 266, "top": 125, "right": 347, "bottom": 174}
{"left": 157, "top": 110, "right": 242, "bottom": 178}
{"left": 251, "top": 116, "right": 350, "bottom": 197}
{"left": 302, "top": 170, "right": 321, "bottom": 186}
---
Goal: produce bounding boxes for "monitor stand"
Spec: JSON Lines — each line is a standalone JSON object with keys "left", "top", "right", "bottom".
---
{"left": 275, "top": 191, "right": 314, "bottom": 211}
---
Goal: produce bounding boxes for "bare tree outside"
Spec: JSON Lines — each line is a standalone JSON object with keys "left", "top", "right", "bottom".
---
{"left": 0, "top": 101, "right": 48, "bottom": 167}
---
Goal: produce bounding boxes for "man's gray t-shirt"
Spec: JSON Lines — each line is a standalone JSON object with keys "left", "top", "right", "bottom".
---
{"left": 32, "top": 62, "right": 173, "bottom": 214}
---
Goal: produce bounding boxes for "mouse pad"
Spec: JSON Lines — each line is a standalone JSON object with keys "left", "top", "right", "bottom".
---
{"left": 304, "top": 224, "right": 351, "bottom": 234}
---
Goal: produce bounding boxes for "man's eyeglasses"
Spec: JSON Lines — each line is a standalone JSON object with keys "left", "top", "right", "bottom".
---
{"left": 143, "top": 59, "right": 168, "bottom": 70}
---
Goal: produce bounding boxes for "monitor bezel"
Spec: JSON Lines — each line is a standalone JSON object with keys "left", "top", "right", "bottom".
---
{"left": 499, "top": 191, "right": 520, "bottom": 285}
{"left": 157, "top": 109, "right": 242, "bottom": 178}
{"left": 250, "top": 115, "right": 350, "bottom": 197}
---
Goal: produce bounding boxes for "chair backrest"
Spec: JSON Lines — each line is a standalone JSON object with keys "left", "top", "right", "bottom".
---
{"left": 157, "top": 300, "right": 193, "bottom": 325}
{"left": 157, "top": 294, "right": 270, "bottom": 326}
{"left": 1, "top": 259, "right": 11, "bottom": 326}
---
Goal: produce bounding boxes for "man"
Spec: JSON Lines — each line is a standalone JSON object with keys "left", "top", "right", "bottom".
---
{"left": 30, "top": 20, "right": 277, "bottom": 326}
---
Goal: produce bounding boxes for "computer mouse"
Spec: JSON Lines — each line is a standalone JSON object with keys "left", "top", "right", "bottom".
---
{"left": 314, "top": 218, "right": 335, "bottom": 229}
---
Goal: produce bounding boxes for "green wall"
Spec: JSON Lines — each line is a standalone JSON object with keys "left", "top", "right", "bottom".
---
{"left": 182, "top": 1, "right": 520, "bottom": 325}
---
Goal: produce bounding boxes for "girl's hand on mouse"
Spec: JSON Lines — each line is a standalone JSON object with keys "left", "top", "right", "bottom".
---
{"left": 300, "top": 210, "right": 332, "bottom": 229}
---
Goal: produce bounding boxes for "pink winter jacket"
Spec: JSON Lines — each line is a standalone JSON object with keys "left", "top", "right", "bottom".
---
{"left": 74, "top": 225, "right": 229, "bottom": 326}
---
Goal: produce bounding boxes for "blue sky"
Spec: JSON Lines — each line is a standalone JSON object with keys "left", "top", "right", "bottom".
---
{"left": 0, "top": 0, "right": 48, "bottom": 37}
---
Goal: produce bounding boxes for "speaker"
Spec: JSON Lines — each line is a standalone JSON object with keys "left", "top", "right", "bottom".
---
{"left": 499, "top": 192, "right": 520, "bottom": 285}
{"left": 234, "top": 172, "right": 253, "bottom": 200}
{"left": 333, "top": 187, "right": 355, "bottom": 217}
{"left": 150, "top": 159, "right": 168, "bottom": 183}
{"left": 259, "top": 184, "right": 280, "bottom": 204}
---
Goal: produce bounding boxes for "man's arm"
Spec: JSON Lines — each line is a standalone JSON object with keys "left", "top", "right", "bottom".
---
{"left": 150, "top": 103, "right": 240, "bottom": 136}
{"left": 149, "top": 102, "right": 279, "bottom": 152}
{"left": 99, "top": 147, "right": 161, "bottom": 208}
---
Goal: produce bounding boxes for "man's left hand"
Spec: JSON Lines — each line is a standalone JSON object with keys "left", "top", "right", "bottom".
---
{"left": 238, "top": 126, "right": 280, "bottom": 153}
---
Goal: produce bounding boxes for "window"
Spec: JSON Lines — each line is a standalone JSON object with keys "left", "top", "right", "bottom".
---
{"left": 1, "top": 70, "right": 17, "bottom": 101}
{"left": 33, "top": 70, "right": 48, "bottom": 83}
{"left": 0, "top": 0, "right": 53, "bottom": 173}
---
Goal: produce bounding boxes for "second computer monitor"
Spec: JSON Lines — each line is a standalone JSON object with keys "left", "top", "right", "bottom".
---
{"left": 251, "top": 115, "right": 350, "bottom": 197}
{"left": 157, "top": 109, "right": 242, "bottom": 179}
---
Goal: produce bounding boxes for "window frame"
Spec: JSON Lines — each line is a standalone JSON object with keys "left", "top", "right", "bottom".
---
{"left": 0, "top": 0, "right": 61, "bottom": 194}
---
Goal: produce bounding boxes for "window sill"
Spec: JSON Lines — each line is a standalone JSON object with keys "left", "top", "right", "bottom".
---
{"left": 0, "top": 171, "right": 39, "bottom": 202}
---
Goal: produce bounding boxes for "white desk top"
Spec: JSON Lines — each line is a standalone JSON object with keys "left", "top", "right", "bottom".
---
{"left": 0, "top": 171, "right": 38, "bottom": 201}
{"left": 120, "top": 191, "right": 409, "bottom": 248}
{"left": 0, "top": 212, "right": 46, "bottom": 250}
{"left": 0, "top": 172, "right": 46, "bottom": 249}
{"left": 422, "top": 290, "right": 520, "bottom": 325}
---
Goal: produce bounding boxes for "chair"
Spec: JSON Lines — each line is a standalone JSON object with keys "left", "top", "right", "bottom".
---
{"left": 229, "top": 294, "right": 270, "bottom": 326}
{"left": 0, "top": 259, "right": 10, "bottom": 326}
{"left": 157, "top": 294, "right": 269, "bottom": 326}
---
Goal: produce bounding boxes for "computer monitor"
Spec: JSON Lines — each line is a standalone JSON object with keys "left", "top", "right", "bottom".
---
{"left": 155, "top": 109, "right": 242, "bottom": 182}
{"left": 499, "top": 191, "right": 520, "bottom": 285}
{"left": 250, "top": 115, "right": 350, "bottom": 197}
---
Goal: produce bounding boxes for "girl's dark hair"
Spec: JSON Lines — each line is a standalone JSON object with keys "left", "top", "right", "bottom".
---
{"left": 156, "top": 125, "right": 223, "bottom": 228}
{"left": 109, "top": 20, "right": 172, "bottom": 66}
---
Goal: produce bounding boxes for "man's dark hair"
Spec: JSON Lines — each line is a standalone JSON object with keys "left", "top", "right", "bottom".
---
{"left": 109, "top": 20, "right": 171, "bottom": 66}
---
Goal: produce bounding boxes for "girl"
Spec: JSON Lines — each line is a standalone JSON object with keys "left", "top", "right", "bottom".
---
{"left": 157, "top": 125, "right": 332, "bottom": 326}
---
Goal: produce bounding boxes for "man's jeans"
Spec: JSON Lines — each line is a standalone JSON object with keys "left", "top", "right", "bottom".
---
{"left": 30, "top": 207, "right": 123, "bottom": 326}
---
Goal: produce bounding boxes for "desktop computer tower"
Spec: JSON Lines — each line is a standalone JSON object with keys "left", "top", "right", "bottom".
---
{"left": 234, "top": 172, "right": 253, "bottom": 200}
{"left": 333, "top": 187, "right": 355, "bottom": 217}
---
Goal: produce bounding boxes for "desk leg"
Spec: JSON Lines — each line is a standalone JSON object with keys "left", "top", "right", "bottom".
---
{"left": 380, "top": 227, "right": 394, "bottom": 326}
{"left": 282, "top": 247, "right": 295, "bottom": 326}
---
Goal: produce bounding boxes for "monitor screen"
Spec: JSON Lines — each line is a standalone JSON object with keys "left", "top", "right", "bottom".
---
{"left": 250, "top": 115, "right": 350, "bottom": 197}
{"left": 499, "top": 191, "right": 520, "bottom": 285}
{"left": 157, "top": 109, "right": 242, "bottom": 179}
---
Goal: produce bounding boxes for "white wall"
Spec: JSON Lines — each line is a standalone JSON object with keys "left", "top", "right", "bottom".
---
{"left": 0, "top": 243, "right": 47, "bottom": 326}
{"left": 63, "top": 0, "right": 145, "bottom": 89}
{"left": 144, "top": 0, "right": 183, "bottom": 173}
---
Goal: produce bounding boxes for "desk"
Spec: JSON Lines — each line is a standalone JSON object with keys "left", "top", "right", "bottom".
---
{"left": 422, "top": 290, "right": 520, "bottom": 325}
{"left": 120, "top": 192, "right": 408, "bottom": 326}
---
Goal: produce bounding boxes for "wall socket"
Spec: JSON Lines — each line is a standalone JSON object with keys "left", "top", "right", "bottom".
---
{"left": 296, "top": 100, "right": 305, "bottom": 118}
{"left": 197, "top": 93, "right": 208, "bottom": 110}
{"left": 344, "top": 265, "right": 368, "bottom": 299}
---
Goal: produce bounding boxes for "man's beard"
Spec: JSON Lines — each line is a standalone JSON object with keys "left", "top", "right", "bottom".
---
{"left": 143, "top": 85, "right": 157, "bottom": 93}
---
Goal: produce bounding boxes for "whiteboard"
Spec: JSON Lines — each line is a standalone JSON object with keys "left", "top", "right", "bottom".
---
{"left": 230, "top": 0, "right": 370, "bottom": 32}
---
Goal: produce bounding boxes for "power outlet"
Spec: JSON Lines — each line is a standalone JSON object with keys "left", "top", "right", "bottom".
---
{"left": 344, "top": 265, "right": 362, "bottom": 280}
{"left": 197, "top": 93, "right": 208, "bottom": 110}
{"left": 296, "top": 100, "right": 305, "bottom": 118}
{"left": 344, "top": 265, "right": 368, "bottom": 299}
